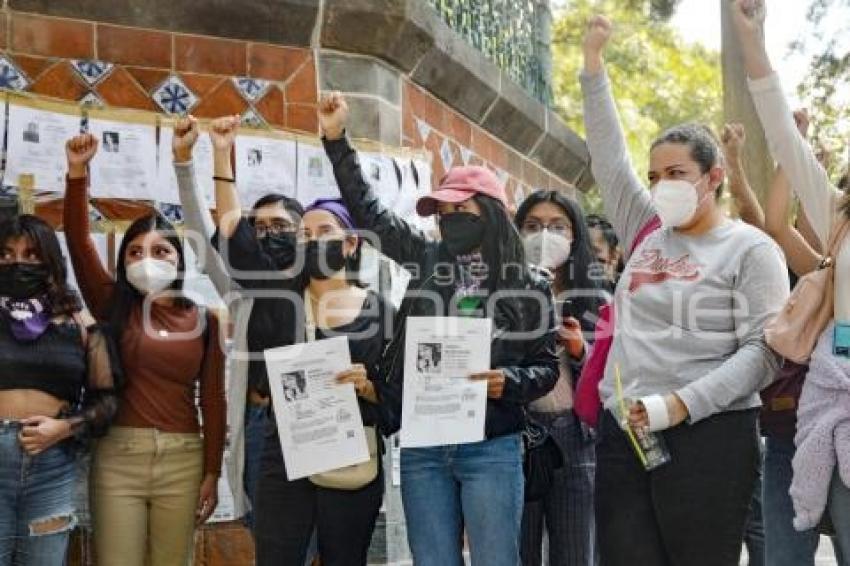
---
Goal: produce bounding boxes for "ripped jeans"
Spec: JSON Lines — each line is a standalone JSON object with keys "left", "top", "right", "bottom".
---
{"left": 0, "top": 420, "right": 78, "bottom": 566}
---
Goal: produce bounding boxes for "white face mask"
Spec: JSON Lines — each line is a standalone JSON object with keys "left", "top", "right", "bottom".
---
{"left": 125, "top": 258, "right": 178, "bottom": 295}
{"left": 651, "top": 176, "right": 710, "bottom": 228}
{"left": 524, "top": 230, "right": 572, "bottom": 270}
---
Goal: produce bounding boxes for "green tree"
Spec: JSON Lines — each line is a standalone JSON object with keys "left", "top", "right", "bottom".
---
{"left": 552, "top": 0, "right": 721, "bottom": 212}
{"left": 792, "top": 0, "right": 850, "bottom": 179}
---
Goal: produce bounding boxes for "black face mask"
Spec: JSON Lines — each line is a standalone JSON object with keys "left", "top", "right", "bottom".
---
{"left": 0, "top": 262, "right": 51, "bottom": 299}
{"left": 304, "top": 240, "right": 348, "bottom": 281}
{"left": 439, "top": 212, "right": 485, "bottom": 257}
{"left": 259, "top": 232, "right": 297, "bottom": 270}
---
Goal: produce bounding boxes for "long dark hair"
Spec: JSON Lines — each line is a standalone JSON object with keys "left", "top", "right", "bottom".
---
{"left": 473, "top": 194, "right": 527, "bottom": 291}
{"left": 840, "top": 193, "right": 850, "bottom": 219}
{"left": 110, "top": 213, "right": 193, "bottom": 339}
{"left": 515, "top": 191, "right": 605, "bottom": 329}
{"left": 0, "top": 214, "right": 82, "bottom": 316}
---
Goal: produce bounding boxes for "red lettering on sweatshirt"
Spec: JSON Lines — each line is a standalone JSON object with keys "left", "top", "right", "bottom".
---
{"left": 628, "top": 248, "right": 701, "bottom": 293}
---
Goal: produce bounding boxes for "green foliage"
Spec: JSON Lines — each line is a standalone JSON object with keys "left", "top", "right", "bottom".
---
{"left": 428, "top": 0, "right": 553, "bottom": 104}
{"left": 551, "top": 0, "right": 721, "bottom": 213}
{"left": 793, "top": 0, "right": 850, "bottom": 178}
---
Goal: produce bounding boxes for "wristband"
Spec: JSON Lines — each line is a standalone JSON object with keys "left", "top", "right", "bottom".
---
{"left": 213, "top": 176, "right": 235, "bottom": 183}
{"left": 640, "top": 394, "right": 670, "bottom": 432}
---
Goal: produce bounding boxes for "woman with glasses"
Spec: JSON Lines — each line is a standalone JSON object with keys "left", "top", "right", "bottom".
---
{"left": 585, "top": 214, "right": 622, "bottom": 293}
{"left": 515, "top": 190, "right": 605, "bottom": 566}
{"left": 208, "top": 115, "right": 398, "bottom": 566}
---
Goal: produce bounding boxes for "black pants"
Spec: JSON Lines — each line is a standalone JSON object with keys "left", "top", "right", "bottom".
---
{"left": 254, "top": 428, "right": 384, "bottom": 566}
{"left": 595, "top": 408, "right": 760, "bottom": 566}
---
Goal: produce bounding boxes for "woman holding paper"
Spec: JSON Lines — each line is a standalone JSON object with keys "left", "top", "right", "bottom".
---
{"left": 732, "top": 0, "right": 850, "bottom": 554}
{"left": 0, "top": 214, "right": 119, "bottom": 566}
{"left": 318, "top": 94, "right": 559, "bottom": 566}
{"left": 63, "top": 134, "right": 226, "bottom": 566}
{"left": 208, "top": 116, "right": 397, "bottom": 566}
{"left": 514, "top": 190, "right": 604, "bottom": 566}
{"left": 580, "top": 14, "right": 788, "bottom": 566}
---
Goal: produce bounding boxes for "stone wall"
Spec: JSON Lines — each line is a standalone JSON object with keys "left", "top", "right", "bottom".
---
{"left": 0, "top": 0, "right": 591, "bottom": 221}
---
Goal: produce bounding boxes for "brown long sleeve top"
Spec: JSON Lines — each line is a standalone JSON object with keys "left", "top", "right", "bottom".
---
{"left": 63, "top": 175, "right": 226, "bottom": 476}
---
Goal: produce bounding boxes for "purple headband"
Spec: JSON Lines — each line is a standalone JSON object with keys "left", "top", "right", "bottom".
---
{"left": 305, "top": 198, "right": 356, "bottom": 231}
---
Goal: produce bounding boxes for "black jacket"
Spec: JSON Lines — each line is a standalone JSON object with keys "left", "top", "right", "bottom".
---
{"left": 324, "top": 136, "right": 560, "bottom": 439}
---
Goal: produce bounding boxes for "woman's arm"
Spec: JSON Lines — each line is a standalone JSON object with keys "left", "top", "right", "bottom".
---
{"left": 731, "top": 0, "right": 841, "bottom": 245}
{"left": 70, "top": 310, "right": 121, "bottom": 437}
{"left": 172, "top": 116, "right": 234, "bottom": 298}
{"left": 319, "top": 93, "right": 435, "bottom": 269}
{"left": 722, "top": 124, "right": 766, "bottom": 230}
{"left": 198, "top": 311, "right": 226, "bottom": 476}
{"left": 63, "top": 135, "right": 116, "bottom": 321}
{"left": 210, "top": 115, "right": 243, "bottom": 240}
{"left": 764, "top": 167, "right": 820, "bottom": 277}
{"left": 495, "top": 278, "right": 560, "bottom": 404}
{"left": 675, "top": 241, "right": 790, "bottom": 423}
{"left": 580, "top": 15, "right": 656, "bottom": 256}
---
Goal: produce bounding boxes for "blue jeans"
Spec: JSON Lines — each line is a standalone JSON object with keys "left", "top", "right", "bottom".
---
{"left": 763, "top": 436, "right": 820, "bottom": 566}
{"left": 243, "top": 403, "right": 268, "bottom": 529}
{"left": 0, "top": 421, "right": 77, "bottom": 566}
{"left": 401, "top": 433, "right": 524, "bottom": 566}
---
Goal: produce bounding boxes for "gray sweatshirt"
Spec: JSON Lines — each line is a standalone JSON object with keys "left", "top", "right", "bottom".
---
{"left": 581, "top": 70, "right": 790, "bottom": 424}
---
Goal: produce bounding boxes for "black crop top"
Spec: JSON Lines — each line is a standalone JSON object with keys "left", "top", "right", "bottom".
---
{"left": 0, "top": 315, "right": 121, "bottom": 437}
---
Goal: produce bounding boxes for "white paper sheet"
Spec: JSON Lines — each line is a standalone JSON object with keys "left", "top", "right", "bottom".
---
{"left": 360, "top": 152, "right": 401, "bottom": 210}
{"left": 87, "top": 117, "right": 158, "bottom": 199}
{"left": 295, "top": 142, "right": 340, "bottom": 207}
{"left": 234, "top": 134, "right": 297, "bottom": 207}
{"left": 410, "top": 158, "right": 436, "bottom": 234}
{"left": 56, "top": 232, "right": 109, "bottom": 293}
{"left": 400, "top": 317, "right": 491, "bottom": 448}
{"left": 5, "top": 103, "right": 82, "bottom": 193}
{"left": 157, "top": 127, "right": 216, "bottom": 206}
{"left": 265, "top": 336, "right": 369, "bottom": 480}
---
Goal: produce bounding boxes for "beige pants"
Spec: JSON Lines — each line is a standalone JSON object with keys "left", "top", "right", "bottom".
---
{"left": 91, "top": 426, "right": 203, "bottom": 566}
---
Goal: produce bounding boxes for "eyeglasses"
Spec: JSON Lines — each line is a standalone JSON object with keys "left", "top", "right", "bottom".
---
{"left": 521, "top": 221, "right": 572, "bottom": 236}
{"left": 255, "top": 221, "right": 297, "bottom": 238}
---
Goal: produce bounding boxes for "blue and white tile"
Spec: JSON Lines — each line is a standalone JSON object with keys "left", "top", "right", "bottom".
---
{"left": 79, "top": 91, "right": 105, "bottom": 108}
{"left": 232, "top": 77, "right": 270, "bottom": 102}
{"left": 152, "top": 75, "right": 199, "bottom": 115}
{"left": 71, "top": 60, "right": 114, "bottom": 86}
{"left": 0, "top": 56, "right": 30, "bottom": 91}
{"left": 241, "top": 107, "right": 268, "bottom": 129}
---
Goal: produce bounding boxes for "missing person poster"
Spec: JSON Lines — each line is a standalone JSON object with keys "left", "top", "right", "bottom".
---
{"left": 5, "top": 98, "right": 82, "bottom": 193}
{"left": 264, "top": 336, "right": 369, "bottom": 480}
{"left": 400, "top": 317, "right": 491, "bottom": 448}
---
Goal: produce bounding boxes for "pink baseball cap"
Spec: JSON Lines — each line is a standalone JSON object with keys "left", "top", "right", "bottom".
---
{"left": 416, "top": 166, "right": 508, "bottom": 217}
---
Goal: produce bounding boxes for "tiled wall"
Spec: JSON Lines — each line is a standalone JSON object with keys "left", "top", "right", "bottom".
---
{"left": 0, "top": 9, "right": 576, "bottom": 220}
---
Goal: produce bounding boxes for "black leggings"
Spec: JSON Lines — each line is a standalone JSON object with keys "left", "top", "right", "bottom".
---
{"left": 253, "top": 429, "right": 384, "bottom": 566}
{"left": 595, "top": 408, "right": 760, "bottom": 566}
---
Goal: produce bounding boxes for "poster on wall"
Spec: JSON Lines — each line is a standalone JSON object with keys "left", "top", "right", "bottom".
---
{"left": 234, "top": 132, "right": 297, "bottom": 207}
{"left": 86, "top": 111, "right": 158, "bottom": 199}
{"left": 5, "top": 98, "right": 82, "bottom": 193}
{"left": 295, "top": 142, "right": 340, "bottom": 206}
{"left": 360, "top": 152, "right": 401, "bottom": 211}
{"left": 157, "top": 125, "right": 216, "bottom": 206}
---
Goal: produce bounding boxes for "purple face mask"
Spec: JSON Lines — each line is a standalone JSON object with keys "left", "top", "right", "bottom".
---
{"left": 0, "top": 296, "right": 51, "bottom": 341}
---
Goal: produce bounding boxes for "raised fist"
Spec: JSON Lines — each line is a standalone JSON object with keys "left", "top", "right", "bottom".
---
{"left": 721, "top": 123, "right": 746, "bottom": 160}
{"left": 66, "top": 134, "right": 99, "bottom": 177}
{"left": 731, "top": 0, "right": 766, "bottom": 34}
{"left": 173, "top": 115, "right": 199, "bottom": 163}
{"left": 793, "top": 108, "right": 810, "bottom": 138}
{"left": 583, "top": 15, "right": 613, "bottom": 57}
{"left": 318, "top": 92, "right": 349, "bottom": 141}
{"left": 209, "top": 115, "right": 240, "bottom": 154}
